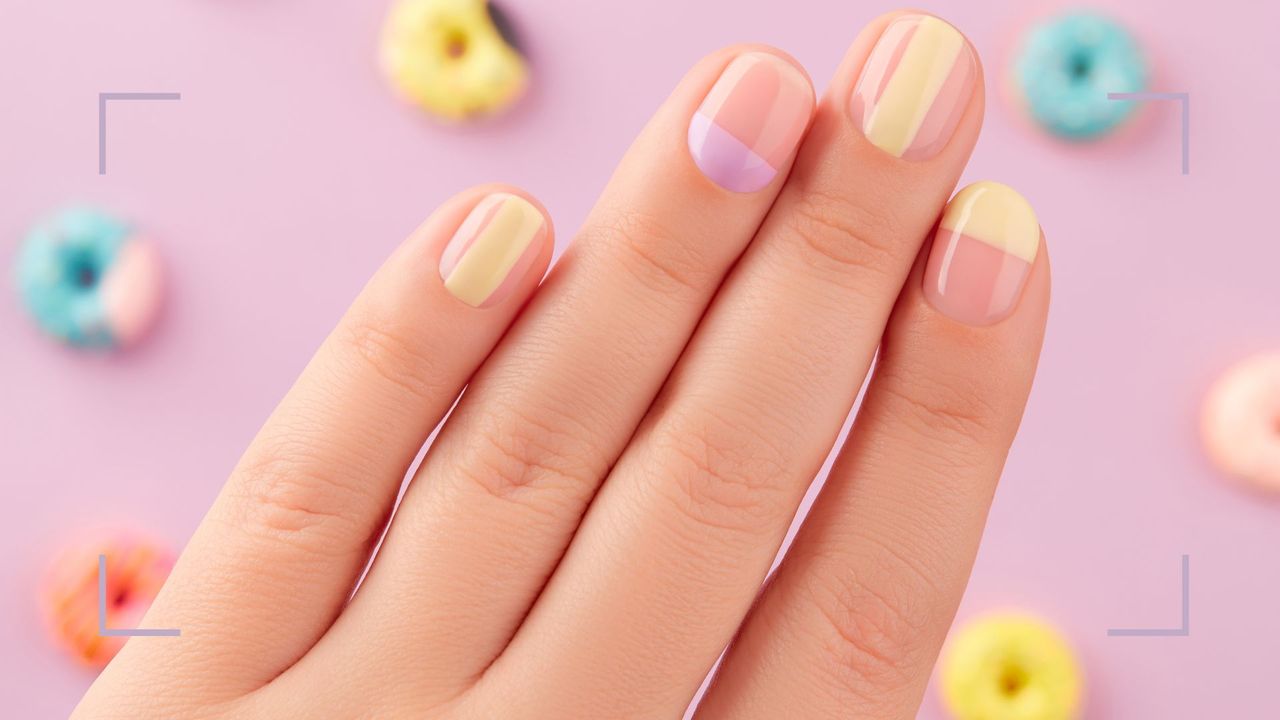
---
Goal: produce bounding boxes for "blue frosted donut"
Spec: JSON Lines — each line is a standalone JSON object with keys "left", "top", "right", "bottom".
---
{"left": 1013, "top": 12, "right": 1148, "bottom": 140}
{"left": 16, "top": 208, "right": 163, "bottom": 349}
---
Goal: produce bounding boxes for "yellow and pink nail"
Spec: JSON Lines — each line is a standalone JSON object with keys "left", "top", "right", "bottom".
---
{"left": 851, "top": 14, "right": 977, "bottom": 160}
{"left": 924, "top": 182, "right": 1039, "bottom": 326}
{"left": 688, "top": 53, "right": 813, "bottom": 192}
{"left": 440, "top": 193, "right": 547, "bottom": 308}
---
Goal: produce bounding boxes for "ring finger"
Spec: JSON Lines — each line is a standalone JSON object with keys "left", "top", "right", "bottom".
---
{"left": 697, "top": 197, "right": 1050, "bottom": 720}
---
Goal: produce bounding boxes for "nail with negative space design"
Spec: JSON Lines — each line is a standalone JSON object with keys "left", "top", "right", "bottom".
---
{"left": 923, "top": 181, "right": 1039, "bottom": 325}
{"left": 851, "top": 14, "right": 977, "bottom": 160}
{"left": 440, "top": 193, "right": 547, "bottom": 308}
{"left": 688, "top": 52, "right": 813, "bottom": 192}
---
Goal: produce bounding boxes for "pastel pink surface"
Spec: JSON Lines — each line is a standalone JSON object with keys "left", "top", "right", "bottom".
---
{"left": 1, "top": 2, "right": 1279, "bottom": 718}
{"left": 98, "top": 238, "right": 164, "bottom": 347}
{"left": 923, "top": 229, "right": 1031, "bottom": 325}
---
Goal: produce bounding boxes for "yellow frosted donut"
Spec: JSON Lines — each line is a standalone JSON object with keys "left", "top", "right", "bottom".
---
{"left": 940, "top": 613, "right": 1083, "bottom": 720}
{"left": 380, "top": 0, "right": 529, "bottom": 121}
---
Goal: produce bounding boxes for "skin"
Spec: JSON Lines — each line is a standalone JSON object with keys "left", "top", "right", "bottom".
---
{"left": 75, "top": 11, "right": 1050, "bottom": 720}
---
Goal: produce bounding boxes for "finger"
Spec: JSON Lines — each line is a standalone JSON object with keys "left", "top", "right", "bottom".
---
{"left": 698, "top": 185, "right": 1050, "bottom": 719}
{"left": 290, "top": 46, "right": 816, "bottom": 703}
{"left": 476, "top": 12, "right": 984, "bottom": 718}
{"left": 86, "top": 186, "right": 553, "bottom": 703}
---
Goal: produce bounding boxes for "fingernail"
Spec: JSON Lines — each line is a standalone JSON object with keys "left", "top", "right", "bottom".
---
{"left": 923, "top": 182, "right": 1039, "bottom": 325}
{"left": 688, "top": 52, "right": 813, "bottom": 193}
{"left": 440, "top": 193, "right": 547, "bottom": 308}
{"left": 850, "top": 14, "right": 977, "bottom": 160}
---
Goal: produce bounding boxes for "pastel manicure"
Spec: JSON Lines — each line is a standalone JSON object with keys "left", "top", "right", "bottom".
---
{"left": 440, "top": 193, "right": 546, "bottom": 308}
{"left": 923, "top": 182, "right": 1039, "bottom": 325}
{"left": 851, "top": 14, "right": 977, "bottom": 159}
{"left": 688, "top": 53, "right": 812, "bottom": 192}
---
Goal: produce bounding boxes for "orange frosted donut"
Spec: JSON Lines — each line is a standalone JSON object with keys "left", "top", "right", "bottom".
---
{"left": 1202, "top": 352, "right": 1280, "bottom": 492}
{"left": 41, "top": 534, "right": 174, "bottom": 667}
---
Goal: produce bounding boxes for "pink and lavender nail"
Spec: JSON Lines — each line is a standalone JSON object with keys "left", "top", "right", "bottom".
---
{"left": 687, "top": 53, "right": 813, "bottom": 193}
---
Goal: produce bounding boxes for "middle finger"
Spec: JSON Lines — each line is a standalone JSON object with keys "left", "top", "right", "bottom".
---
{"left": 477, "top": 12, "right": 982, "bottom": 718}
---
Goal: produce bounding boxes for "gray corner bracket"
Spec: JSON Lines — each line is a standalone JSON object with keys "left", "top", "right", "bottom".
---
{"left": 97, "top": 92, "right": 182, "bottom": 175}
{"left": 97, "top": 554, "right": 181, "bottom": 637}
{"left": 1106, "top": 92, "right": 1190, "bottom": 175}
{"left": 1107, "top": 554, "right": 1190, "bottom": 637}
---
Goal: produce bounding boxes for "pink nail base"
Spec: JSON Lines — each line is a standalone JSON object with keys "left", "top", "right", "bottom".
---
{"left": 924, "top": 230, "right": 1031, "bottom": 325}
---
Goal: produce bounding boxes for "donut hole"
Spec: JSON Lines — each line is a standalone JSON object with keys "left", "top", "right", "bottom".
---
{"left": 1066, "top": 50, "right": 1094, "bottom": 83}
{"left": 998, "top": 663, "right": 1029, "bottom": 697}
{"left": 443, "top": 28, "right": 469, "bottom": 59}
{"left": 66, "top": 252, "right": 101, "bottom": 290}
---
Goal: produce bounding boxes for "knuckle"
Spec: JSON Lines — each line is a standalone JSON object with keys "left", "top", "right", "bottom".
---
{"left": 802, "top": 560, "right": 935, "bottom": 697}
{"left": 653, "top": 407, "right": 792, "bottom": 537}
{"left": 783, "top": 190, "right": 905, "bottom": 281}
{"left": 583, "top": 206, "right": 711, "bottom": 297}
{"left": 334, "top": 310, "right": 448, "bottom": 404}
{"left": 231, "top": 440, "right": 369, "bottom": 551}
{"left": 875, "top": 362, "right": 1003, "bottom": 447}
{"left": 452, "top": 399, "right": 601, "bottom": 505}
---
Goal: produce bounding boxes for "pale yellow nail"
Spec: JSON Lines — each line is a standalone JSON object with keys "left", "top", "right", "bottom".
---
{"left": 850, "top": 14, "right": 977, "bottom": 160}
{"left": 439, "top": 193, "right": 547, "bottom": 308}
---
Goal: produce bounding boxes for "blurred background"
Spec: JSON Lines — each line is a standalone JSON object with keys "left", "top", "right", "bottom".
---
{"left": 2, "top": 0, "right": 1277, "bottom": 716}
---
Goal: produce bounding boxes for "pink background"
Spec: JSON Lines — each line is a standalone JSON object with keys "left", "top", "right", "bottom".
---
{"left": 2, "top": 0, "right": 1277, "bottom": 717}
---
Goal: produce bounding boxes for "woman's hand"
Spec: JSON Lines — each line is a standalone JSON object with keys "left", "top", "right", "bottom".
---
{"left": 75, "top": 11, "right": 1049, "bottom": 719}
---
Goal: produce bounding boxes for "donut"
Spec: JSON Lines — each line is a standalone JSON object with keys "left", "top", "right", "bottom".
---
{"left": 1011, "top": 11, "right": 1148, "bottom": 140}
{"left": 16, "top": 208, "right": 163, "bottom": 350}
{"left": 940, "top": 613, "right": 1083, "bottom": 720}
{"left": 41, "top": 534, "right": 174, "bottom": 667}
{"left": 380, "top": 0, "right": 529, "bottom": 122}
{"left": 1202, "top": 352, "right": 1280, "bottom": 492}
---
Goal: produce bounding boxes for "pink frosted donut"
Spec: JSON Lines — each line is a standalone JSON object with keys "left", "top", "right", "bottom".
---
{"left": 41, "top": 534, "right": 174, "bottom": 667}
{"left": 97, "top": 237, "right": 164, "bottom": 347}
{"left": 1202, "top": 353, "right": 1280, "bottom": 491}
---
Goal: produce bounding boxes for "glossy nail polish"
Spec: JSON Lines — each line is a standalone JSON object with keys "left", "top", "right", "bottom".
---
{"left": 688, "top": 52, "right": 813, "bottom": 192}
{"left": 923, "top": 182, "right": 1039, "bottom": 325}
{"left": 850, "top": 14, "right": 977, "bottom": 160}
{"left": 440, "top": 193, "right": 547, "bottom": 308}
